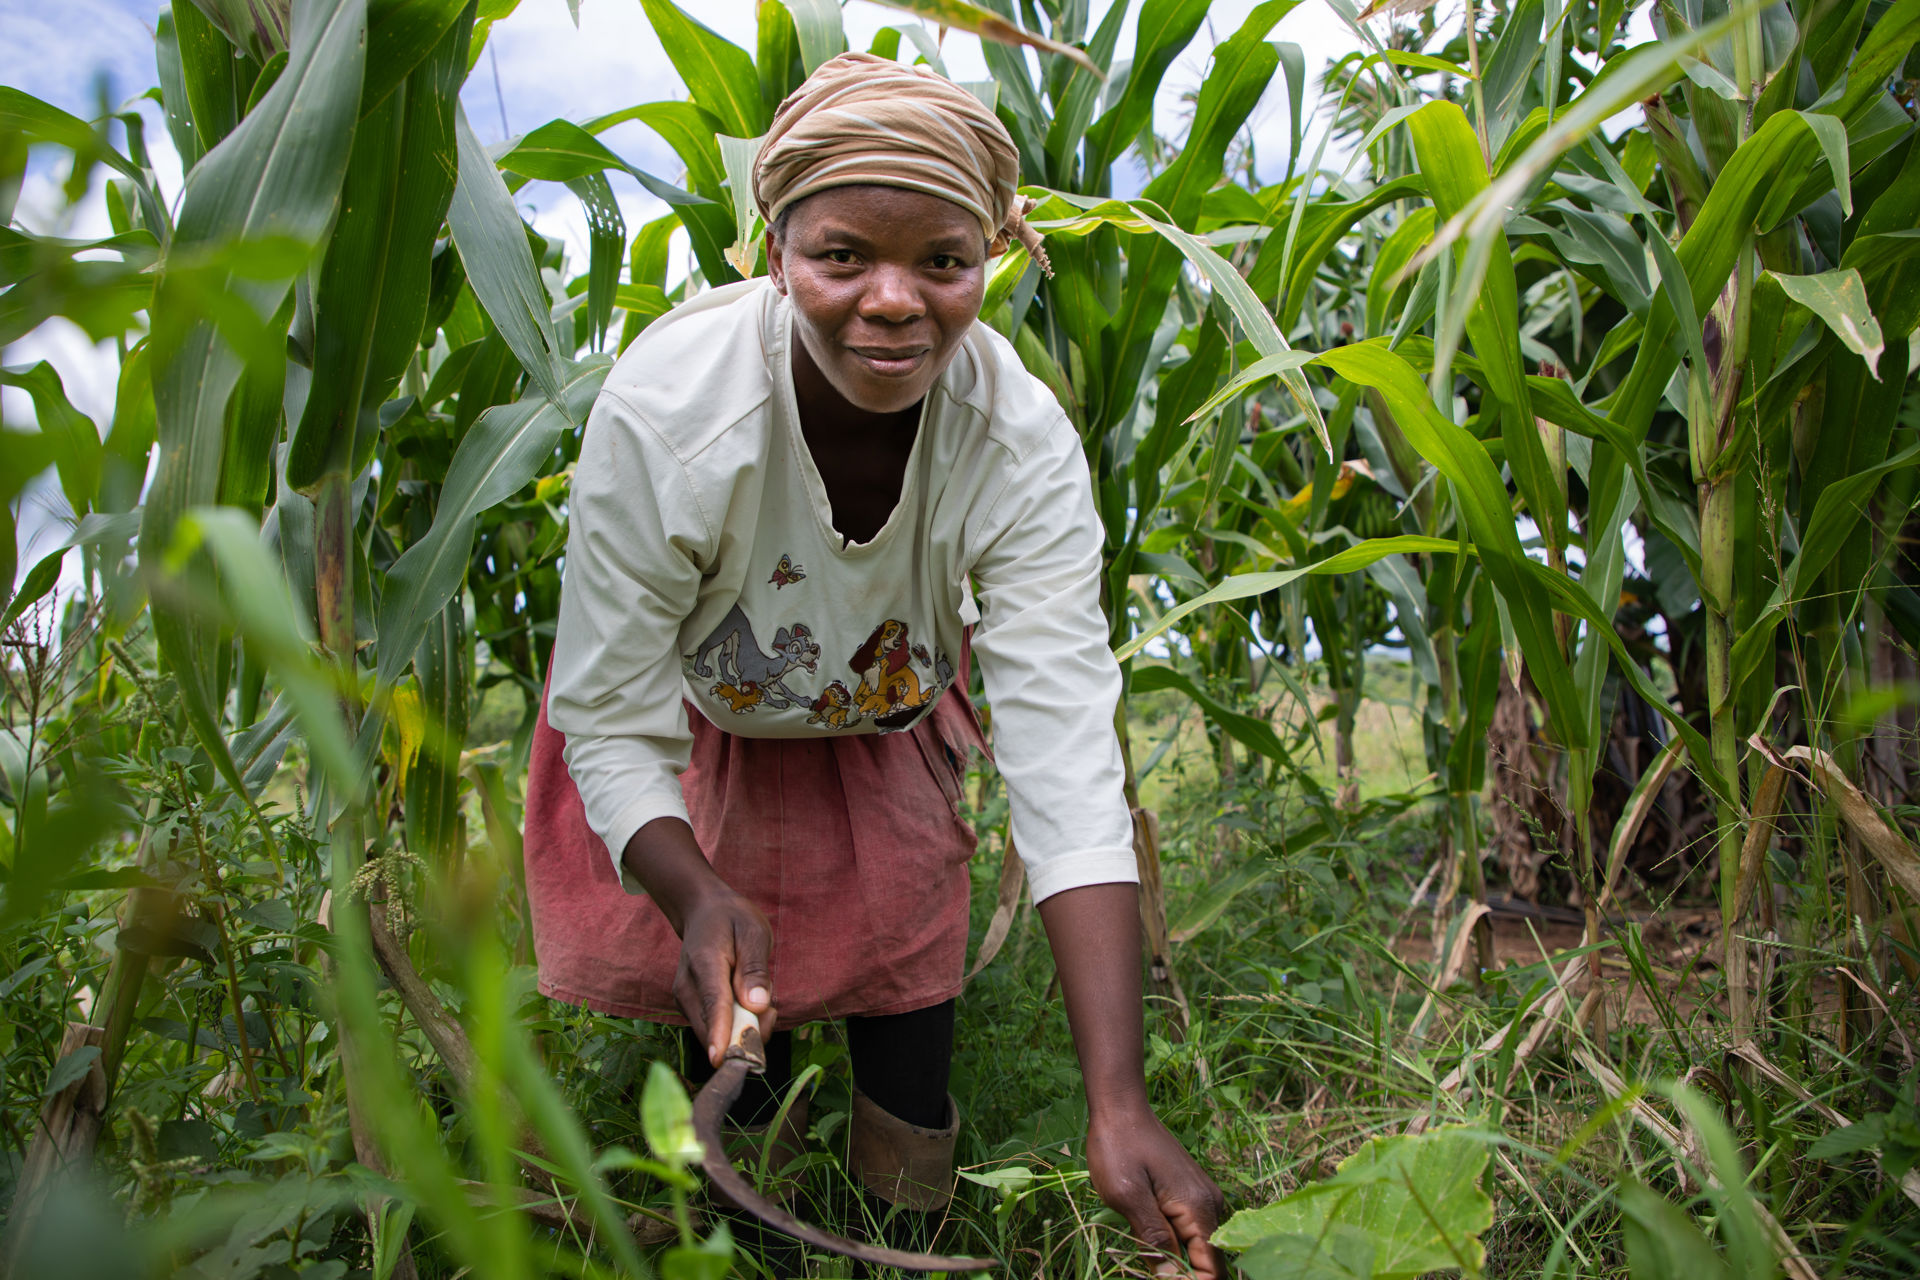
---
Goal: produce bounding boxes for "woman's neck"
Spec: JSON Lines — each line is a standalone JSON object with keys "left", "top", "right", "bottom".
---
{"left": 790, "top": 335, "right": 923, "bottom": 438}
{"left": 791, "top": 336, "right": 922, "bottom": 545}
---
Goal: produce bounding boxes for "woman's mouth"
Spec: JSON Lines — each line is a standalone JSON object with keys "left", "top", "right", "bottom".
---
{"left": 848, "top": 346, "right": 929, "bottom": 377}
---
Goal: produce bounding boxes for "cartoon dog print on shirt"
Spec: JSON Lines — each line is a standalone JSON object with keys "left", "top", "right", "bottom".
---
{"left": 849, "top": 620, "right": 940, "bottom": 730}
{"left": 806, "top": 680, "right": 855, "bottom": 728}
{"left": 688, "top": 604, "right": 821, "bottom": 714}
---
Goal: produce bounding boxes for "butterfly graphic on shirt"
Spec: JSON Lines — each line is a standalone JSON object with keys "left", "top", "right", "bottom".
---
{"left": 768, "top": 554, "right": 806, "bottom": 588}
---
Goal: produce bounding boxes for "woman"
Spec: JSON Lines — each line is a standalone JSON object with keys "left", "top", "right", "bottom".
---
{"left": 528, "top": 51, "right": 1222, "bottom": 1275}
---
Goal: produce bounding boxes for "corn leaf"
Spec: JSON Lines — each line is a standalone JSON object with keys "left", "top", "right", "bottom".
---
{"left": 1116, "top": 534, "right": 1461, "bottom": 661}
{"left": 448, "top": 106, "right": 565, "bottom": 405}
{"left": 288, "top": 12, "right": 467, "bottom": 490}
{"left": 638, "top": 0, "right": 770, "bottom": 138}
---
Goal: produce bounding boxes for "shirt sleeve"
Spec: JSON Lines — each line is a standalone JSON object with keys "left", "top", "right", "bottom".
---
{"left": 546, "top": 388, "right": 711, "bottom": 893}
{"left": 969, "top": 418, "right": 1139, "bottom": 903}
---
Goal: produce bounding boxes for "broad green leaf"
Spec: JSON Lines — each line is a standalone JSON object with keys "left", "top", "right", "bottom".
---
{"left": 1770, "top": 267, "right": 1884, "bottom": 373}
{"left": 362, "top": 0, "right": 472, "bottom": 113}
{"left": 497, "top": 115, "right": 738, "bottom": 284}
{"left": 185, "top": 0, "right": 291, "bottom": 62}
{"left": 1100, "top": 2, "right": 1289, "bottom": 431}
{"left": 1611, "top": 108, "right": 1857, "bottom": 437}
{"left": 1116, "top": 534, "right": 1460, "bottom": 661}
{"left": 496, "top": 117, "right": 630, "bottom": 181}
{"left": 0, "top": 361, "right": 101, "bottom": 519}
{"left": 1618, "top": 1179, "right": 1732, "bottom": 1280}
{"left": 289, "top": 14, "right": 467, "bottom": 490}
{"left": 374, "top": 356, "right": 610, "bottom": 690}
{"left": 155, "top": 10, "right": 206, "bottom": 171}
{"left": 1808, "top": 1118, "right": 1887, "bottom": 1162}
{"left": 174, "top": 0, "right": 247, "bottom": 155}
{"left": 718, "top": 133, "right": 767, "bottom": 276}
{"left": 1833, "top": 0, "right": 1920, "bottom": 128}
{"left": 567, "top": 171, "right": 625, "bottom": 349}
{"left": 0, "top": 549, "right": 65, "bottom": 634}
{"left": 0, "top": 89, "right": 169, "bottom": 237}
{"left": 778, "top": 0, "right": 845, "bottom": 75}
{"left": 1421, "top": 21, "right": 1734, "bottom": 375}
{"left": 175, "top": 507, "right": 358, "bottom": 791}
{"left": 639, "top": 0, "right": 770, "bottom": 138}
{"left": 1216, "top": 1126, "right": 1495, "bottom": 1278}
{"left": 1728, "top": 438, "right": 1920, "bottom": 695}
{"left": 1235, "top": 1227, "right": 1374, "bottom": 1280}
{"left": 602, "top": 100, "right": 726, "bottom": 198}
{"left": 1183, "top": 351, "right": 1315, "bottom": 424}
{"left": 760, "top": 0, "right": 804, "bottom": 110}
{"left": 1408, "top": 101, "right": 1560, "bottom": 562}
{"left": 1128, "top": 204, "right": 1328, "bottom": 454}
{"left": 1248, "top": 176, "right": 1425, "bottom": 331}
{"left": 403, "top": 596, "right": 468, "bottom": 865}
{"left": 448, "top": 106, "right": 565, "bottom": 405}
{"left": 41, "top": 1045, "right": 102, "bottom": 1098}
{"left": 1042, "top": 0, "right": 1128, "bottom": 182}
{"left": 641, "top": 1060, "right": 704, "bottom": 1170}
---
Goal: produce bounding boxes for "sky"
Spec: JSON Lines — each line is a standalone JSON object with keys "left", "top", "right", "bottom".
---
{"left": 1, "top": 0, "right": 1375, "bottom": 574}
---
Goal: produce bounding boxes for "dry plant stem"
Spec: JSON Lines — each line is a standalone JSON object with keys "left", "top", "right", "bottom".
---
{"left": 3, "top": 1022, "right": 110, "bottom": 1272}
{"left": 1451, "top": 792, "right": 1495, "bottom": 977}
{"left": 966, "top": 839, "right": 1025, "bottom": 982}
{"left": 368, "top": 900, "right": 478, "bottom": 1083}
{"left": 1729, "top": 762, "right": 1789, "bottom": 1038}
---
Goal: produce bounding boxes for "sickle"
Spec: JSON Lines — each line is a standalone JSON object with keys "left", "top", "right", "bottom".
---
{"left": 692, "top": 1004, "right": 996, "bottom": 1274}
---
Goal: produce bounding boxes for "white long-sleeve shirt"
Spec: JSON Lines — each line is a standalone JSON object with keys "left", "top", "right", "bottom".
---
{"left": 546, "top": 278, "right": 1137, "bottom": 904}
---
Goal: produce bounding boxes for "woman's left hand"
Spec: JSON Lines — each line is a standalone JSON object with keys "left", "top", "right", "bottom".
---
{"left": 1086, "top": 1100, "right": 1225, "bottom": 1279}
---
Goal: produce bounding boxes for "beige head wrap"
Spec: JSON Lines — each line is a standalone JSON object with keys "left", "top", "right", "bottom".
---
{"left": 753, "top": 51, "right": 1051, "bottom": 276}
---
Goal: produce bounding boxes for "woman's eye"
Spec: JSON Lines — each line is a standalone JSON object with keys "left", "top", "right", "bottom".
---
{"left": 930, "top": 254, "right": 964, "bottom": 270}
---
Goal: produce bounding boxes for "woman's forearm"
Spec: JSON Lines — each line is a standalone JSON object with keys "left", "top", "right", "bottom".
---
{"left": 624, "top": 815, "right": 777, "bottom": 1062}
{"left": 1035, "top": 881, "right": 1153, "bottom": 1118}
{"left": 621, "top": 816, "right": 728, "bottom": 936}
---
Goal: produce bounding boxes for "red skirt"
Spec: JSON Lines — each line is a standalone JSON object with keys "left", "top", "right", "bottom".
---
{"left": 525, "top": 680, "right": 987, "bottom": 1028}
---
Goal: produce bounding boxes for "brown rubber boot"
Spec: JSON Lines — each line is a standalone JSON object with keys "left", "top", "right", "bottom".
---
{"left": 846, "top": 1085, "right": 960, "bottom": 1260}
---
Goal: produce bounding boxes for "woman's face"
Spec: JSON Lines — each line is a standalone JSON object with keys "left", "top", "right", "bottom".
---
{"left": 766, "top": 186, "right": 988, "bottom": 415}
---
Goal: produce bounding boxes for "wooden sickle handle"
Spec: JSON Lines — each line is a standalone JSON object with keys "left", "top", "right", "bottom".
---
{"left": 725, "top": 1000, "right": 766, "bottom": 1070}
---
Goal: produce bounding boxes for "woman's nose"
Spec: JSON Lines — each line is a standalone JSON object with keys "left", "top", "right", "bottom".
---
{"left": 858, "top": 265, "right": 924, "bottom": 324}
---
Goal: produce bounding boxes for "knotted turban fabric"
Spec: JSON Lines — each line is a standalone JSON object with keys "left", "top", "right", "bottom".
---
{"left": 753, "top": 51, "right": 1051, "bottom": 274}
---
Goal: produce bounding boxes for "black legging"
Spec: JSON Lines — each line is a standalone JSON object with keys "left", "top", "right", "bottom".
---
{"left": 680, "top": 999, "right": 955, "bottom": 1129}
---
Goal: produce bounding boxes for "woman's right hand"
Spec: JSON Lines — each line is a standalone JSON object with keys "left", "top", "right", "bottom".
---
{"left": 623, "top": 817, "right": 779, "bottom": 1067}
{"left": 674, "top": 888, "right": 778, "bottom": 1067}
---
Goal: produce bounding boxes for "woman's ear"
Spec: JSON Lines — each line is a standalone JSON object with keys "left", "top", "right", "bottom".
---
{"left": 765, "top": 229, "right": 787, "bottom": 294}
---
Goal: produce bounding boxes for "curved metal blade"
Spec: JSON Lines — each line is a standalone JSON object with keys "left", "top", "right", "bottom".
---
{"left": 692, "top": 1054, "right": 996, "bottom": 1274}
